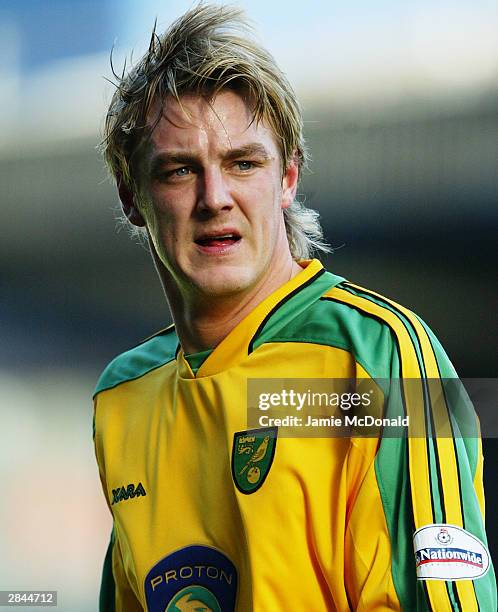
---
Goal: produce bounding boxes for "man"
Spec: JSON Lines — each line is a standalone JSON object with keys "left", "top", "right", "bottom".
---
{"left": 94, "top": 5, "right": 496, "bottom": 610}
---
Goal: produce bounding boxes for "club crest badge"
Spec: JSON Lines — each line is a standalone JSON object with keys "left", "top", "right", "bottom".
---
{"left": 231, "top": 427, "right": 277, "bottom": 494}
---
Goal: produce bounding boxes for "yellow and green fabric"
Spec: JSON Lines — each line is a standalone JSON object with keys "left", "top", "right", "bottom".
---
{"left": 93, "top": 259, "right": 496, "bottom": 611}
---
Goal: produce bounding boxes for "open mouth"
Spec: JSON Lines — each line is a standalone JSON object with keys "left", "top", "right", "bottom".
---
{"left": 194, "top": 232, "right": 241, "bottom": 248}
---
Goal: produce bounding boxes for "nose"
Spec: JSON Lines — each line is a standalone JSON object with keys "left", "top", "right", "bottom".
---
{"left": 196, "top": 167, "right": 234, "bottom": 215}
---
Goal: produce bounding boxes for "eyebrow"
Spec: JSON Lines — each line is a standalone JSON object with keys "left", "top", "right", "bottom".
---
{"left": 149, "top": 143, "right": 272, "bottom": 174}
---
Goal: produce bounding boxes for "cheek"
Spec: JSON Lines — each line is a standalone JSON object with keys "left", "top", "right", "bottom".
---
{"left": 147, "top": 195, "right": 185, "bottom": 237}
{"left": 249, "top": 184, "right": 282, "bottom": 228}
{"left": 249, "top": 176, "right": 281, "bottom": 212}
{"left": 148, "top": 204, "right": 193, "bottom": 264}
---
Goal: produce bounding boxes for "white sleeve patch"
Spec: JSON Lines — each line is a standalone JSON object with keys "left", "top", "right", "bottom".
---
{"left": 413, "top": 524, "right": 490, "bottom": 581}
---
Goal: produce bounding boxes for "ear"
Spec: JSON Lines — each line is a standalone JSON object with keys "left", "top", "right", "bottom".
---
{"left": 117, "top": 174, "right": 146, "bottom": 227}
{"left": 281, "top": 153, "right": 299, "bottom": 209}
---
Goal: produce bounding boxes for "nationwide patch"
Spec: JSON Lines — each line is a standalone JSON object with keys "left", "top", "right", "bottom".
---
{"left": 144, "top": 545, "right": 237, "bottom": 612}
{"left": 232, "top": 426, "right": 277, "bottom": 494}
{"left": 413, "top": 523, "right": 490, "bottom": 581}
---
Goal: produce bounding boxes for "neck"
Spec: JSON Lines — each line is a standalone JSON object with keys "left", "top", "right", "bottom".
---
{"left": 155, "top": 250, "right": 303, "bottom": 354}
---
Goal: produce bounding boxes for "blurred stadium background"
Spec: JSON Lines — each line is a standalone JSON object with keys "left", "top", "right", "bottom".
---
{"left": 1, "top": 1, "right": 496, "bottom": 609}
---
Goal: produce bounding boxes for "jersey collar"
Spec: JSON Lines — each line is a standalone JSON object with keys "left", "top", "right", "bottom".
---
{"left": 177, "top": 259, "right": 344, "bottom": 378}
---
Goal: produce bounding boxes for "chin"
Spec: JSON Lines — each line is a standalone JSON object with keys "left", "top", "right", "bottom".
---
{"left": 192, "top": 267, "right": 256, "bottom": 298}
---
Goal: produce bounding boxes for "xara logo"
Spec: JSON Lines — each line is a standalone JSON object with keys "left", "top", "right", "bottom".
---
{"left": 112, "top": 482, "right": 147, "bottom": 505}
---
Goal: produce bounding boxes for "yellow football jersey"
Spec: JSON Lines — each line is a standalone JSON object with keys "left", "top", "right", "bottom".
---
{"left": 93, "top": 259, "right": 496, "bottom": 611}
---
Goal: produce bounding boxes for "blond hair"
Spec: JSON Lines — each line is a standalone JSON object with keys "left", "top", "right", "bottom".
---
{"left": 102, "top": 3, "right": 331, "bottom": 259}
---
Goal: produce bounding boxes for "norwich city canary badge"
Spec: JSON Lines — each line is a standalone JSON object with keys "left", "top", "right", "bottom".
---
{"left": 231, "top": 426, "right": 277, "bottom": 494}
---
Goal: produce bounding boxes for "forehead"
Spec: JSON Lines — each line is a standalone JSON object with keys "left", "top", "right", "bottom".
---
{"left": 144, "top": 90, "right": 279, "bottom": 155}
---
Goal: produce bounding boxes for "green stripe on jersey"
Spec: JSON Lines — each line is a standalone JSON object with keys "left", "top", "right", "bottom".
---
{"left": 99, "top": 528, "right": 116, "bottom": 612}
{"left": 185, "top": 348, "right": 213, "bottom": 375}
{"left": 340, "top": 285, "right": 448, "bottom": 530}
{"left": 329, "top": 284, "right": 438, "bottom": 609}
{"left": 348, "top": 286, "right": 497, "bottom": 609}
{"left": 255, "top": 292, "right": 396, "bottom": 380}
{"left": 373, "top": 352, "right": 426, "bottom": 611}
{"left": 94, "top": 328, "right": 179, "bottom": 396}
{"left": 419, "top": 317, "right": 496, "bottom": 607}
{"left": 419, "top": 316, "right": 480, "bottom": 471}
{"left": 341, "top": 284, "right": 427, "bottom": 377}
{"left": 250, "top": 270, "right": 345, "bottom": 353}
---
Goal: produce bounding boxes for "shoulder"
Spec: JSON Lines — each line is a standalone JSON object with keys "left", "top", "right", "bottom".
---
{"left": 278, "top": 274, "right": 455, "bottom": 379}
{"left": 94, "top": 325, "right": 179, "bottom": 397}
{"left": 329, "top": 279, "right": 456, "bottom": 377}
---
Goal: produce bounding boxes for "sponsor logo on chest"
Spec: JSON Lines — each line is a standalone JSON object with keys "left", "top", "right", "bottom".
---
{"left": 144, "top": 545, "right": 238, "bottom": 612}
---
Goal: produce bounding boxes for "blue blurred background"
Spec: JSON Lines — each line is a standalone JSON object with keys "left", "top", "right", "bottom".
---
{"left": 1, "top": 1, "right": 497, "bottom": 609}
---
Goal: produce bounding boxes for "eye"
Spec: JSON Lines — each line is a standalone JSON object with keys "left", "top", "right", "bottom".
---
{"left": 236, "top": 160, "right": 254, "bottom": 171}
{"left": 174, "top": 167, "right": 190, "bottom": 177}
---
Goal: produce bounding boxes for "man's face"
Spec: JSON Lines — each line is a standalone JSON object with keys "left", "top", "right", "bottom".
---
{"left": 131, "top": 90, "right": 298, "bottom": 301}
